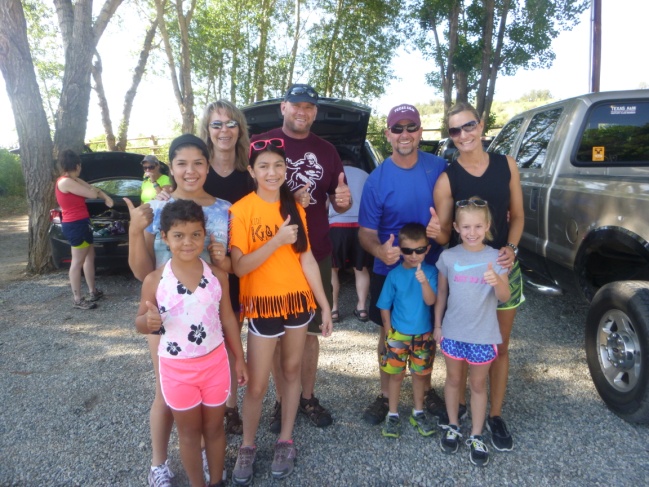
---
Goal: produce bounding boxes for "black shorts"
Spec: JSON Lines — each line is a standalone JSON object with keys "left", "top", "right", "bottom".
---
{"left": 248, "top": 310, "right": 313, "bottom": 338}
{"left": 329, "top": 225, "right": 373, "bottom": 271}
{"left": 61, "top": 218, "right": 93, "bottom": 247}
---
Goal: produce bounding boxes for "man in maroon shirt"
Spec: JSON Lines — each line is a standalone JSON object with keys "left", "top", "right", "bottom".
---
{"left": 251, "top": 84, "right": 351, "bottom": 430}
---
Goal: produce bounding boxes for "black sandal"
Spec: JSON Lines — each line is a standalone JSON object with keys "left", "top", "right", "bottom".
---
{"left": 224, "top": 406, "right": 243, "bottom": 435}
{"left": 353, "top": 309, "right": 369, "bottom": 322}
{"left": 331, "top": 310, "right": 340, "bottom": 323}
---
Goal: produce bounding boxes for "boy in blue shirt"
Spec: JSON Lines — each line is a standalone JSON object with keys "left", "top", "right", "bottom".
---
{"left": 377, "top": 223, "right": 438, "bottom": 438}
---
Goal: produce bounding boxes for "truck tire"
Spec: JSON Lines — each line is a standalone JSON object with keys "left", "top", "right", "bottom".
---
{"left": 585, "top": 281, "right": 649, "bottom": 423}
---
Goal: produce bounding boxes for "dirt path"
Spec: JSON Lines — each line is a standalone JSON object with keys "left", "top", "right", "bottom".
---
{"left": 0, "top": 214, "right": 29, "bottom": 286}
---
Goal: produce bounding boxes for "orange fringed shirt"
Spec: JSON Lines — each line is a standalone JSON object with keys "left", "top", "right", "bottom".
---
{"left": 229, "top": 192, "right": 316, "bottom": 319}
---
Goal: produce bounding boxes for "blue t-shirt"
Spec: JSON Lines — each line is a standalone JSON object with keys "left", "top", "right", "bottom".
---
{"left": 358, "top": 151, "right": 446, "bottom": 275}
{"left": 376, "top": 262, "right": 438, "bottom": 335}
{"left": 146, "top": 198, "right": 231, "bottom": 267}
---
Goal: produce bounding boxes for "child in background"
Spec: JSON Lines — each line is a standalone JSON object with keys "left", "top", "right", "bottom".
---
{"left": 434, "top": 197, "right": 510, "bottom": 467}
{"left": 135, "top": 199, "right": 247, "bottom": 487}
{"left": 377, "top": 223, "right": 438, "bottom": 438}
{"left": 229, "top": 140, "right": 333, "bottom": 485}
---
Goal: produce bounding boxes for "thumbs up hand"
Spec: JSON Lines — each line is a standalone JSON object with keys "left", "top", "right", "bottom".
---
{"left": 275, "top": 215, "right": 299, "bottom": 246}
{"left": 379, "top": 234, "right": 400, "bottom": 266}
{"left": 483, "top": 262, "right": 500, "bottom": 287}
{"left": 145, "top": 300, "right": 163, "bottom": 332}
{"left": 415, "top": 262, "right": 427, "bottom": 284}
{"left": 426, "top": 207, "right": 441, "bottom": 239}
{"left": 294, "top": 182, "right": 311, "bottom": 208}
{"left": 124, "top": 197, "right": 153, "bottom": 234}
{"left": 333, "top": 172, "right": 351, "bottom": 209}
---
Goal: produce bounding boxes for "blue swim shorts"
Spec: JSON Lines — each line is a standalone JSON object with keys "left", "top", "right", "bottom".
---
{"left": 440, "top": 337, "right": 498, "bottom": 365}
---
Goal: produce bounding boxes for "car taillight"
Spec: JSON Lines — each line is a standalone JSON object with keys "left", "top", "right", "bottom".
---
{"left": 50, "top": 209, "right": 62, "bottom": 223}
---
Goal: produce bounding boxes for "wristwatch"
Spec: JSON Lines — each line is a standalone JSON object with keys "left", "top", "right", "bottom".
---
{"left": 506, "top": 242, "right": 519, "bottom": 256}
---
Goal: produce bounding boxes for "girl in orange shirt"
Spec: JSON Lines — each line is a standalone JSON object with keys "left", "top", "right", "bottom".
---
{"left": 229, "top": 139, "right": 332, "bottom": 485}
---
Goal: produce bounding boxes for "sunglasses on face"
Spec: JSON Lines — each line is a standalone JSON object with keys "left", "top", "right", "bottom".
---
{"left": 389, "top": 123, "right": 420, "bottom": 134}
{"left": 287, "top": 86, "right": 318, "bottom": 99}
{"left": 209, "top": 120, "right": 239, "bottom": 130}
{"left": 142, "top": 165, "right": 155, "bottom": 171}
{"left": 448, "top": 120, "right": 479, "bottom": 138}
{"left": 400, "top": 246, "right": 428, "bottom": 255}
{"left": 249, "top": 138, "right": 285, "bottom": 158}
{"left": 456, "top": 198, "right": 488, "bottom": 208}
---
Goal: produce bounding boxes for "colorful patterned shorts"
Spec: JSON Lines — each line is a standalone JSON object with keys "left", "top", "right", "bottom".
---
{"left": 498, "top": 260, "right": 525, "bottom": 310}
{"left": 440, "top": 337, "right": 498, "bottom": 365}
{"left": 381, "top": 328, "right": 433, "bottom": 375}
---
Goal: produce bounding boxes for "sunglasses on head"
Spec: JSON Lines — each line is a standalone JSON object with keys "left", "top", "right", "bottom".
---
{"left": 209, "top": 120, "right": 239, "bottom": 130}
{"left": 448, "top": 120, "right": 479, "bottom": 138}
{"left": 456, "top": 198, "right": 488, "bottom": 208}
{"left": 287, "top": 86, "right": 318, "bottom": 99}
{"left": 390, "top": 123, "right": 420, "bottom": 134}
{"left": 142, "top": 165, "right": 155, "bottom": 171}
{"left": 400, "top": 246, "right": 428, "bottom": 255}
{"left": 249, "top": 138, "right": 285, "bottom": 158}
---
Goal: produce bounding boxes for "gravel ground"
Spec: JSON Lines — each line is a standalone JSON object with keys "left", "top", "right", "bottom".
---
{"left": 1, "top": 267, "right": 648, "bottom": 486}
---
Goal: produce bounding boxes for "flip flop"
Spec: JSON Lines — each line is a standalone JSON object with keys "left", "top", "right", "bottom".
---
{"left": 331, "top": 310, "right": 340, "bottom": 323}
{"left": 353, "top": 309, "right": 369, "bottom": 322}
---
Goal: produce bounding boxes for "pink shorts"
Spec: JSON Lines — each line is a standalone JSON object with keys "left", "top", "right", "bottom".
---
{"left": 159, "top": 343, "right": 230, "bottom": 411}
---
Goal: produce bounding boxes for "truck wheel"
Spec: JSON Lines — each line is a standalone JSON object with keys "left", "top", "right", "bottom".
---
{"left": 585, "top": 281, "right": 649, "bottom": 423}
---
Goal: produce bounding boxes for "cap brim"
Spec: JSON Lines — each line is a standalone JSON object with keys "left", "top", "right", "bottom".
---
{"left": 286, "top": 95, "right": 318, "bottom": 105}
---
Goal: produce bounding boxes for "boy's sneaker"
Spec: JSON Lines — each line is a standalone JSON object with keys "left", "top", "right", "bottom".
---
{"left": 232, "top": 445, "right": 256, "bottom": 486}
{"left": 269, "top": 401, "right": 282, "bottom": 434}
{"left": 147, "top": 459, "right": 174, "bottom": 487}
{"left": 409, "top": 411, "right": 436, "bottom": 437}
{"left": 73, "top": 298, "right": 97, "bottom": 310}
{"left": 486, "top": 415, "right": 514, "bottom": 451}
{"left": 466, "top": 435, "right": 490, "bottom": 467}
{"left": 440, "top": 424, "right": 462, "bottom": 454}
{"left": 424, "top": 388, "right": 445, "bottom": 413}
{"left": 435, "top": 403, "right": 468, "bottom": 427}
{"left": 381, "top": 414, "right": 401, "bottom": 438}
{"left": 299, "top": 395, "right": 333, "bottom": 427}
{"left": 202, "top": 448, "right": 227, "bottom": 484}
{"left": 271, "top": 440, "right": 297, "bottom": 479}
{"left": 362, "top": 395, "right": 389, "bottom": 425}
{"left": 86, "top": 289, "right": 104, "bottom": 302}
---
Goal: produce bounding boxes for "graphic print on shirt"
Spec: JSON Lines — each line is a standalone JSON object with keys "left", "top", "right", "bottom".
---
{"left": 286, "top": 152, "right": 323, "bottom": 204}
{"left": 453, "top": 260, "right": 488, "bottom": 284}
{"left": 249, "top": 216, "right": 281, "bottom": 244}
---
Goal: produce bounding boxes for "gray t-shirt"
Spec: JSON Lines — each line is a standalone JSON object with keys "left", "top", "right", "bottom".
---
{"left": 436, "top": 245, "right": 505, "bottom": 345}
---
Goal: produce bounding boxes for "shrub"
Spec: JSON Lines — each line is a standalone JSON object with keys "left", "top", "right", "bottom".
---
{"left": 0, "top": 149, "right": 25, "bottom": 197}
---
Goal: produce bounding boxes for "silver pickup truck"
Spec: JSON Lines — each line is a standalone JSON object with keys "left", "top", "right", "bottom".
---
{"left": 488, "top": 90, "right": 649, "bottom": 423}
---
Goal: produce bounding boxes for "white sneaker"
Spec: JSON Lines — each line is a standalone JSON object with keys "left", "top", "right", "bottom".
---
{"left": 202, "top": 448, "right": 227, "bottom": 483}
{"left": 148, "top": 459, "right": 174, "bottom": 487}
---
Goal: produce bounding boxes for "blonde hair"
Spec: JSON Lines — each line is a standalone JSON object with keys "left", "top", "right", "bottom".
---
{"left": 198, "top": 100, "right": 250, "bottom": 172}
{"left": 454, "top": 196, "right": 494, "bottom": 242}
{"left": 447, "top": 102, "right": 481, "bottom": 123}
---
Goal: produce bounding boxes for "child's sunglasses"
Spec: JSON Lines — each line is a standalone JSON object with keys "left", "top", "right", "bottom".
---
{"left": 400, "top": 246, "right": 428, "bottom": 255}
{"left": 249, "top": 138, "right": 285, "bottom": 158}
{"left": 448, "top": 120, "right": 479, "bottom": 138}
{"left": 389, "top": 123, "right": 420, "bottom": 134}
{"left": 456, "top": 198, "right": 488, "bottom": 208}
{"left": 209, "top": 120, "right": 239, "bottom": 130}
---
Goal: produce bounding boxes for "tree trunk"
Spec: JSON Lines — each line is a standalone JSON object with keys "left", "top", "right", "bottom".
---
{"left": 0, "top": 0, "right": 56, "bottom": 274}
{"left": 323, "top": 0, "right": 345, "bottom": 97}
{"left": 285, "top": 0, "right": 302, "bottom": 90}
{"left": 475, "top": 0, "right": 495, "bottom": 120}
{"left": 92, "top": 53, "right": 117, "bottom": 151}
{"left": 483, "top": 0, "right": 511, "bottom": 128}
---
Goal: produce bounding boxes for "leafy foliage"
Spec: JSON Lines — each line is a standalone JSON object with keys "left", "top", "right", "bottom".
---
{"left": 0, "top": 149, "right": 25, "bottom": 197}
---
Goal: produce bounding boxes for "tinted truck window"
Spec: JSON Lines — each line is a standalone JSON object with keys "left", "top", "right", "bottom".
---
{"left": 575, "top": 101, "right": 649, "bottom": 166}
{"left": 489, "top": 118, "right": 523, "bottom": 156}
{"left": 517, "top": 108, "right": 562, "bottom": 169}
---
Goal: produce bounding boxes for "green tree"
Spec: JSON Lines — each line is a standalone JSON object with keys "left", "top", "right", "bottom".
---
{"left": 415, "top": 0, "right": 588, "bottom": 133}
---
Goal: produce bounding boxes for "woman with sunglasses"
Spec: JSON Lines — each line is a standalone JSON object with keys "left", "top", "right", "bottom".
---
{"left": 229, "top": 140, "right": 332, "bottom": 485}
{"left": 432, "top": 102, "right": 524, "bottom": 453}
{"left": 198, "top": 100, "right": 255, "bottom": 436}
{"left": 140, "top": 155, "right": 173, "bottom": 203}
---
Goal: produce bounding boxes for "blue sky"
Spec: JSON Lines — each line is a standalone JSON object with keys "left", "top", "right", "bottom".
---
{"left": 1, "top": 1, "right": 647, "bottom": 148}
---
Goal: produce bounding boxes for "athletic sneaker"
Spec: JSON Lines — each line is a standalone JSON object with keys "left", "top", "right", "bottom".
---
{"left": 362, "top": 395, "right": 389, "bottom": 425}
{"left": 299, "top": 395, "right": 333, "bottom": 427}
{"left": 434, "top": 403, "right": 468, "bottom": 427}
{"left": 202, "top": 448, "right": 227, "bottom": 484}
{"left": 466, "top": 435, "right": 490, "bottom": 467}
{"left": 381, "top": 414, "right": 401, "bottom": 438}
{"left": 86, "top": 289, "right": 104, "bottom": 302}
{"left": 486, "top": 415, "right": 514, "bottom": 451}
{"left": 232, "top": 445, "right": 256, "bottom": 486}
{"left": 409, "top": 411, "right": 436, "bottom": 437}
{"left": 225, "top": 406, "right": 243, "bottom": 435}
{"left": 147, "top": 459, "right": 174, "bottom": 487}
{"left": 269, "top": 400, "right": 282, "bottom": 434}
{"left": 271, "top": 440, "right": 297, "bottom": 479}
{"left": 424, "top": 388, "right": 445, "bottom": 413}
{"left": 440, "top": 424, "right": 462, "bottom": 454}
{"left": 73, "top": 298, "right": 97, "bottom": 310}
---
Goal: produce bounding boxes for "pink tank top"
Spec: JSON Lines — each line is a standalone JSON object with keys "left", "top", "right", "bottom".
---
{"left": 156, "top": 259, "right": 224, "bottom": 359}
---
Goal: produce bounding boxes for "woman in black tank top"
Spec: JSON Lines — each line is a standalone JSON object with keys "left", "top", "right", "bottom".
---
{"left": 431, "top": 102, "right": 524, "bottom": 453}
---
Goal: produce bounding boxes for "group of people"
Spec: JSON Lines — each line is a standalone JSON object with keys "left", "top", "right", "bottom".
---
{"left": 53, "top": 83, "right": 524, "bottom": 484}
